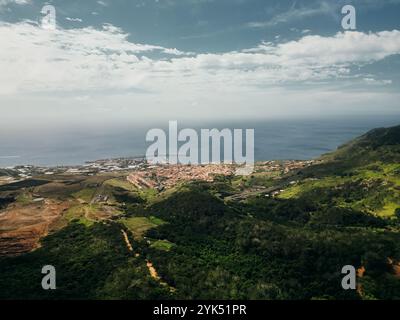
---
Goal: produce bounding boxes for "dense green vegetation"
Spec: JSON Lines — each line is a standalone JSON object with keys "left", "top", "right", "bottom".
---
{"left": 141, "top": 183, "right": 400, "bottom": 299}
{"left": 0, "top": 125, "right": 400, "bottom": 300}
{"left": 0, "top": 222, "right": 171, "bottom": 299}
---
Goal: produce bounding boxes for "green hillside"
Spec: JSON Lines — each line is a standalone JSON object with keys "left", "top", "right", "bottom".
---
{"left": 280, "top": 125, "right": 400, "bottom": 218}
{"left": 1, "top": 125, "right": 400, "bottom": 300}
{"left": 322, "top": 125, "right": 400, "bottom": 164}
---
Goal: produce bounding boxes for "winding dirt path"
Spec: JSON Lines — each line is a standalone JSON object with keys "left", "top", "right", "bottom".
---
{"left": 121, "top": 229, "right": 133, "bottom": 252}
{"left": 120, "top": 228, "right": 175, "bottom": 292}
{"left": 146, "top": 260, "right": 161, "bottom": 281}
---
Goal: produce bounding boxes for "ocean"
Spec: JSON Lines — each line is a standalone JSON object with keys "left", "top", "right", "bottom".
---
{"left": 1, "top": 115, "right": 399, "bottom": 167}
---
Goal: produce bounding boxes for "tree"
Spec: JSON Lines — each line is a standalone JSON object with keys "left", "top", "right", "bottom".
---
{"left": 395, "top": 208, "right": 400, "bottom": 219}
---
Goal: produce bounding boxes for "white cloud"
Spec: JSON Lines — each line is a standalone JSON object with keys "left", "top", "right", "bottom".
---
{"left": 0, "top": 22, "right": 399, "bottom": 124}
{"left": 66, "top": 17, "right": 83, "bottom": 23}
{"left": 0, "top": 0, "right": 30, "bottom": 5}
{"left": 363, "top": 77, "right": 393, "bottom": 85}
{"left": 0, "top": 21, "right": 194, "bottom": 95}
{"left": 97, "top": 1, "right": 108, "bottom": 7}
{"left": 161, "top": 30, "right": 400, "bottom": 88}
{"left": 1, "top": 21, "right": 399, "bottom": 96}
{"left": 274, "top": 31, "right": 400, "bottom": 64}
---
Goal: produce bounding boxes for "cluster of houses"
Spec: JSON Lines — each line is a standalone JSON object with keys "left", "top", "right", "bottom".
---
{"left": 127, "top": 164, "right": 235, "bottom": 190}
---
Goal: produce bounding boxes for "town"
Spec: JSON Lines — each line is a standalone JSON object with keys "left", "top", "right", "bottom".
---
{"left": 0, "top": 157, "right": 322, "bottom": 191}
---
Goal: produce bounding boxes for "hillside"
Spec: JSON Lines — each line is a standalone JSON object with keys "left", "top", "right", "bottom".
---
{"left": 278, "top": 125, "right": 400, "bottom": 218}
{"left": 0, "top": 125, "right": 400, "bottom": 300}
{"left": 322, "top": 125, "right": 400, "bottom": 164}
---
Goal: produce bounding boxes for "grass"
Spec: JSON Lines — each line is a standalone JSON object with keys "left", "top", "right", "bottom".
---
{"left": 278, "top": 177, "right": 345, "bottom": 199}
{"left": 139, "top": 188, "right": 159, "bottom": 203}
{"left": 278, "top": 185, "right": 303, "bottom": 199}
{"left": 279, "top": 162, "right": 400, "bottom": 200}
{"left": 72, "top": 188, "right": 96, "bottom": 202}
{"left": 150, "top": 239, "right": 175, "bottom": 251}
{"left": 376, "top": 202, "right": 399, "bottom": 218}
{"left": 64, "top": 205, "right": 94, "bottom": 226}
{"left": 277, "top": 161, "right": 400, "bottom": 219}
{"left": 241, "top": 174, "right": 275, "bottom": 187}
{"left": 104, "top": 177, "right": 159, "bottom": 203}
{"left": 353, "top": 163, "right": 400, "bottom": 185}
{"left": 63, "top": 203, "right": 124, "bottom": 227}
{"left": 120, "top": 216, "right": 166, "bottom": 239}
{"left": 148, "top": 216, "right": 165, "bottom": 226}
{"left": 104, "top": 178, "right": 138, "bottom": 192}
{"left": 16, "top": 192, "right": 33, "bottom": 205}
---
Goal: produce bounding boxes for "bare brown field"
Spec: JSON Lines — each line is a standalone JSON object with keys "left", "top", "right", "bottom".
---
{"left": 0, "top": 200, "right": 70, "bottom": 256}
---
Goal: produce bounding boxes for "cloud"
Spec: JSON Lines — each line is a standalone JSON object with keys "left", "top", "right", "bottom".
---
{"left": 0, "top": 0, "right": 30, "bottom": 5}
{"left": 165, "top": 30, "right": 400, "bottom": 88}
{"left": 96, "top": 1, "right": 108, "bottom": 7}
{"left": 0, "top": 21, "right": 399, "bottom": 98}
{"left": 66, "top": 17, "right": 83, "bottom": 23}
{"left": 0, "top": 0, "right": 31, "bottom": 11}
{"left": 363, "top": 77, "right": 392, "bottom": 85}
{"left": 0, "top": 21, "right": 193, "bottom": 95}
{"left": 246, "top": 1, "right": 335, "bottom": 28}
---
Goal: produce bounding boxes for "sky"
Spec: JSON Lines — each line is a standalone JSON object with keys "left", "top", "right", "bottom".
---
{"left": 0, "top": 0, "right": 400, "bottom": 129}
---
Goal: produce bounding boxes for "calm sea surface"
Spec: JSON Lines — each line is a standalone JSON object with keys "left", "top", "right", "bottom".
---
{"left": 1, "top": 116, "right": 399, "bottom": 167}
